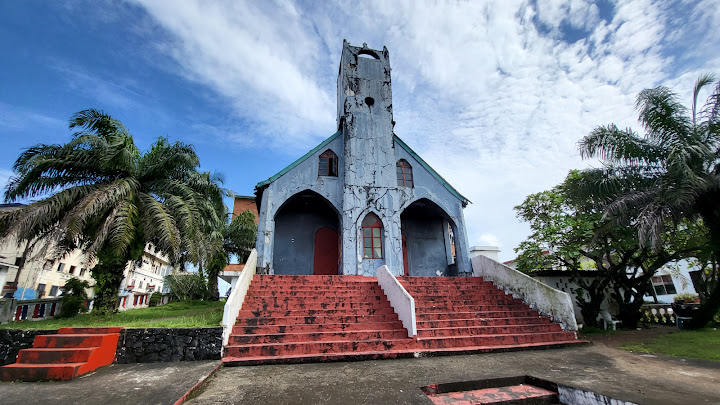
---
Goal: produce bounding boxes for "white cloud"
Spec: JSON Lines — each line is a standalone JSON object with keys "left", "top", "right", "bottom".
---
{"left": 129, "top": 0, "right": 720, "bottom": 260}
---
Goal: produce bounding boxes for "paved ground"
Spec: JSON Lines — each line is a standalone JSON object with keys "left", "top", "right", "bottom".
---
{"left": 186, "top": 344, "right": 720, "bottom": 405}
{"left": 0, "top": 360, "right": 218, "bottom": 405}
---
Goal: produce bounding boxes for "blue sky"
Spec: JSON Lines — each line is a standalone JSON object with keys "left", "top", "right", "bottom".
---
{"left": 1, "top": 0, "right": 718, "bottom": 263}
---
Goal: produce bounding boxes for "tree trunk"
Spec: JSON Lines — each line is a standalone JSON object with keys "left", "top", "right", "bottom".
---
{"left": 692, "top": 197, "right": 720, "bottom": 328}
{"left": 91, "top": 253, "right": 128, "bottom": 315}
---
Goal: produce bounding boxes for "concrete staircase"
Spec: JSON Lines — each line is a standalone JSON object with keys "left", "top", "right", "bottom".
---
{"left": 0, "top": 327, "right": 122, "bottom": 381}
{"left": 398, "top": 277, "right": 578, "bottom": 352}
{"left": 223, "top": 275, "right": 581, "bottom": 366}
{"left": 223, "top": 275, "right": 413, "bottom": 365}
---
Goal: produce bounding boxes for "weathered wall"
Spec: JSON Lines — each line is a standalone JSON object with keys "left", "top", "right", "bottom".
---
{"left": 232, "top": 196, "right": 258, "bottom": 223}
{"left": 0, "top": 329, "right": 58, "bottom": 365}
{"left": 471, "top": 255, "right": 578, "bottom": 331}
{"left": 273, "top": 194, "right": 339, "bottom": 275}
{"left": 255, "top": 135, "right": 344, "bottom": 273}
{"left": 115, "top": 327, "right": 222, "bottom": 363}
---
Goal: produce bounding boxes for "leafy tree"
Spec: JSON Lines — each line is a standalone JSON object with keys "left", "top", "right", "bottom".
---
{"left": 516, "top": 173, "right": 698, "bottom": 328}
{"left": 571, "top": 74, "right": 720, "bottom": 327}
{"left": 0, "top": 109, "right": 225, "bottom": 314}
{"left": 59, "top": 277, "right": 91, "bottom": 318}
{"left": 205, "top": 209, "right": 256, "bottom": 300}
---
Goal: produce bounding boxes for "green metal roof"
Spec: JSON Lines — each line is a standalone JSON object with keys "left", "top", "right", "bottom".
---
{"left": 255, "top": 131, "right": 342, "bottom": 189}
{"left": 393, "top": 135, "right": 470, "bottom": 206}
{"left": 254, "top": 130, "right": 470, "bottom": 206}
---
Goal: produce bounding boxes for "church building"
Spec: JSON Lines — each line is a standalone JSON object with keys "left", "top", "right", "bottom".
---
{"left": 254, "top": 40, "right": 471, "bottom": 277}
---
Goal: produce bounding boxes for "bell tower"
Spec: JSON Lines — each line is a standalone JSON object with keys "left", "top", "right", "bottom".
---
{"left": 337, "top": 40, "right": 395, "bottom": 188}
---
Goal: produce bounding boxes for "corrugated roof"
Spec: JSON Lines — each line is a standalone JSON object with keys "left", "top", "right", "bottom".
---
{"left": 254, "top": 130, "right": 470, "bottom": 206}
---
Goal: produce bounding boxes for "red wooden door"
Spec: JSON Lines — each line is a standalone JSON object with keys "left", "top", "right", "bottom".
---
{"left": 314, "top": 227, "right": 339, "bottom": 275}
{"left": 402, "top": 234, "right": 408, "bottom": 276}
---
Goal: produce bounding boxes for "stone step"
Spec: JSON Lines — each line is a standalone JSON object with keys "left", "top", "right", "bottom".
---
{"left": 415, "top": 305, "right": 533, "bottom": 313}
{"left": 417, "top": 317, "right": 550, "bottom": 329}
{"left": 228, "top": 329, "right": 409, "bottom": 345}
{"left": 416, "top": 331, "right": 578, "bottom": 349}
{"left": 16, "top": 348, "right": 95, "bottom": 364}
{"left": 233, "top": 320, "right": 403, "bottom": 335}
{"left": 237, "top": 307, "right": 396, "bottom": 318}
{"left": 0, "top": 363, "right": 84, "bottom": 382}
{"left": 417, "top": 323, "right": 562, "bottom": 337}
{"left": 236, "top": 313, "right": 399, "bottom": 326}
{"left": 242, "top": 300, "right": 389, "bottom": 311}
{"left": 416, "top": 310, "right": 540, "bottom": 320}
{"left": 33, "top": 334, "right": 113, "bottom": 349}
{"left": 425, "top": 383, "right": 559, "bottom": 404}
{"left": 224, "top": 338, "right": 415, "bottom": 358}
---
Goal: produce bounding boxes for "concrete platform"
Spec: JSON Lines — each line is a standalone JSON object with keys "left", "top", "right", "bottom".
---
{"left": 189, "top": 345, "right": 720, "bottom": 404}
{"left": 0, "top": 360, "right": 218, "bottom": 405}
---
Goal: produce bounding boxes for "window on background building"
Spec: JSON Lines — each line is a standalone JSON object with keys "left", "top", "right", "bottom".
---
{"left": 49, "top": 285, "right": 58, "bottom": 296}
{"left": 318, "top": 150, "right": 338, "bottom": 177}
{"left": 361, "top": 213, "right": 383, "bottom": 259}
{"left": 57, "top": 263, "right": 65, "bottom": 272}
{"left": 652, "top": 275, "right": 677, "bottom": 295}
{"left": 139, "top": 281, "right": 143, "bottom": 288}
{"left": 14, "top": 257, "right": 22, "bottom": 266}
{"left": 79, "top": 268, "right": 86, "bottom": 277}
{"left": 68, "top": 265, "right": 76, "bottom": 274}
{"left": 37, "top": 284, "right": 46, "bottom": 297}
{"left": 396, "top": 159, "right": 413, "bottom": 187}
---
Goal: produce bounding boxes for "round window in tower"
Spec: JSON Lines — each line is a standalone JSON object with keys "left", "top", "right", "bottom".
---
{"left": 365, "top": 97, "right": 374, "bottom": 107}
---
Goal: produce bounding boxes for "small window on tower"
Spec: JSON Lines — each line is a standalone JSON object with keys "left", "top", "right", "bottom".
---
{"left": 319, "top": 150, "right": 338, "bottom": 177}
{"left": 396, "top": 159, "right": 413, "bottom": 187}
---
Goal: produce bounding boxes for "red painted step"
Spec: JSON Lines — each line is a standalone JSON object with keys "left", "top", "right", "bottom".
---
{"left": 0, "top": 327, "right": 122, "bottom": 382}
{"left": 222, "top": 275, "right": 583, "bottom": 366}
{"left": 426, "top": 384, "right": 558, "bottom": 404}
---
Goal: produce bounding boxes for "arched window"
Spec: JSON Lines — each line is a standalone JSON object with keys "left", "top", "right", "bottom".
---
{"left": 319, "top": 150, "right": 338, "bottom": 177}
{"left": 361, "top": 213, "right": 383, "bottom": 259}
{"left": 396, "top": 159, "right": 413, "bottom": 187}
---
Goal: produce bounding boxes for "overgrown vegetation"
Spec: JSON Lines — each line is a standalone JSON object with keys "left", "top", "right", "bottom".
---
{"left": 620, "top": 329, "right": 720, "bottom": 362}
{"left": 165, "top": 273, "right": 210, "bottom": 301}
{"left": 0, "top": 300, "right": 224, "bottom": 329}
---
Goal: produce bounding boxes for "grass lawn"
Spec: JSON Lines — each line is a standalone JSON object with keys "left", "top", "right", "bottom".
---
{"left": 620, "top": 328, "right": 720, "bottom": 362}
{"left": 0, "top": 300, "right": 225, "bottom": 330}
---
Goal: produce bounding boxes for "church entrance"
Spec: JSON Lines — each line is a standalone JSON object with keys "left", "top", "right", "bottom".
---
{"left": 400, "top": 199, "right": 457, "bottom": 277}
{"left": 273, "top": 190, "right": 340, "bottom": 275}
{"left": 313, "top": 227, "right": 339, "bottom": 275}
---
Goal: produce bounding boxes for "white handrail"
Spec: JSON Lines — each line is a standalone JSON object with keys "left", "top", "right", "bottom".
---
{"left": 471, "top": 254, "right": 578, "bottom": 331}
{"left": 221, "top": 249, "right": 257, "bottom": 347}
{"left": 376, "top": 265, "right": 417, "bottom": 338}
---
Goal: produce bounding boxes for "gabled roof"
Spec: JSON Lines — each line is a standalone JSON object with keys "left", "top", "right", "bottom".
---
{"left": 255, "top": 130, "right": 342, "bottom": 189}
{"left": 393, "top": 135, "right": 470, "bottom": 206}
{"left": 254, "top": 131, "right": 470, "bottom": 206}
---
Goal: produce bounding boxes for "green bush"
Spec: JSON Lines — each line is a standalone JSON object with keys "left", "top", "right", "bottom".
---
{"left": 148, "top": 293, "right": 162, "bottom": 307}
{"left": 59, "top": 278, "right": 91, "bottom": 318}
{"left": 164, "top": 273, "right": 209, "bottom": 301}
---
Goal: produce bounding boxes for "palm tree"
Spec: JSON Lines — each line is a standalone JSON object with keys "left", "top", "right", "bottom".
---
{"left": 0, "top": 109, "right": 225, "bottom": 314}
{"left": 205, "top": 209, "right": 256, "bottom": 300}
{"left": 570, "top": 74, "right": 720, "bottom": 327}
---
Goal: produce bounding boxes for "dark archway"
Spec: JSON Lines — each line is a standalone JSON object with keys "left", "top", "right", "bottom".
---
{"left": 400, "top": 199, "right": 457, "bottom": 277}
{"left": 273, "top": 190, "right": 340, "bottom": 275}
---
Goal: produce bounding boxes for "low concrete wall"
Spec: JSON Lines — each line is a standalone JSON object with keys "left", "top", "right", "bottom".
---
{"left": 222, "top": 249, "right": 257, "bottom": 347}
{"left": 0, "top": 329, "right": 58, "bottom": 365}
{"left": 471, "top": 255, "right": 578, "bottom": 331}
{"left": 115, "top": 327, "right": 223, "bottom": 363}
{"left": 377, "top": 265, "right": 417, "bottom": 337}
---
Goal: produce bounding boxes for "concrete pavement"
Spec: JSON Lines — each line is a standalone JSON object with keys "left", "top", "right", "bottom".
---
{"left": 188, "top": 345, "right": 720, "bottom": 405}
{"left": 0, "top": 360, "right": 218, "bottom": 405}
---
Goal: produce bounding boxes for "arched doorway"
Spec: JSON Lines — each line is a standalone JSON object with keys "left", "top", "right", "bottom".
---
{"left": 400, "top": 199, "right": 457, "bottom": 277}
{"left": 273, "top": 190, "right": 341, "bottom": 275}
